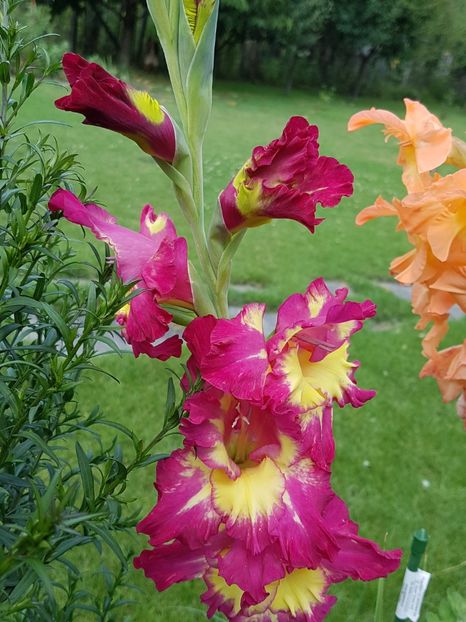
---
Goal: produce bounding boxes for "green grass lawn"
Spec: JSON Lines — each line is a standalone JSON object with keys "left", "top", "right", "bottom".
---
{"left": 23, "top": 75, "right": 466, "bottom": 620}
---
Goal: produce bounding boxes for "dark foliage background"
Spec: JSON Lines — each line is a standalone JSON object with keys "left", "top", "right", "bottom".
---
{"left": 32, "top": 0, "right": 466, "bottom": 104}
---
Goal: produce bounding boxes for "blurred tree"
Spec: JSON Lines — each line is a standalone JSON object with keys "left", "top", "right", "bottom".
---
{"left": 319, "top": 0, "right": 429, "bottom": 96}
{"left": 34, "top": 0, "right": 466, "bottom": 103}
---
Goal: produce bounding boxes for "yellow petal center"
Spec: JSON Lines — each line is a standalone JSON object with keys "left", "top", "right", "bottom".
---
{"left": 211, "top": 457, "right": 284, "bottom": 520}
{"left": 282, "top": 342, "right": 353, "bottom": 409}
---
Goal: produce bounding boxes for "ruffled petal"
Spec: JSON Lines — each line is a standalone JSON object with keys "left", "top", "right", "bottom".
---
{"left": 201, "top": 304, "right": 268, "bottom": 401}
{"left": 134, "top": 539, "right": 209, "bottom": 591}
{"left": 137, "top": 448, "right": 221, "bottom": 548}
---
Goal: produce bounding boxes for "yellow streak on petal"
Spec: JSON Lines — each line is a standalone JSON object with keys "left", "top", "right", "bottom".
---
{"left": 337, "top": 320, "right": 357, "bottom": 340}
{"left": 145, "top": 213, "right": 167, "bottom": 235}
{"left": 270, "top": 568, "right": 325, "bottom": 616}
{"left": 241, "top": 304, "right": 264, "bottom": 332}
{"left": 282, "top": 343, "right": 353, "bottom": 409}
{"left": 211, "top": 457, "right": 284, "bottom": 521}
{"left": 117, "top": 302, "right": 130, "bottom": 319}
{"left": 183, "top": 0, "right": 198, "bottom": 31}
{"left": 128, "top": 88, "right": 164, "bottom": 125}
{"left": 207, "top": 569, "right": 243, "bottom": 615}
{"left": 306, "top": 292, "right": 326, "bottom": 317}
{"left": 179, "top": 482, "right": 211, "bottom": 512}
{"left": 275, "top": 434, "right": 297, "bottom": 468}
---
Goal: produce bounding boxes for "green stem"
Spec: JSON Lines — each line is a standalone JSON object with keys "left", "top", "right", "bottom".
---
{"left": 216, "top": 231, "right": 246, "bottom": 318}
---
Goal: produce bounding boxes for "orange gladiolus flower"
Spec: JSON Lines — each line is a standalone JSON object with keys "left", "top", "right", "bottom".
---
{"left": 349, "top": 99, "right": 466, "bottom": 418}
{"left": 348, "top": 98, "right": 452, "bottom": 192}
{"left": 420, "top": 341, "right": 466, "bottom": 403}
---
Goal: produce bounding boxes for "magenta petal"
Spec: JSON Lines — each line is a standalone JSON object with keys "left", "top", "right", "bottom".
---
{"left": 323, "top": 495, "right": 402, "bottom": 582}
{"left": 134, "top": 540, "right": 208, "bottom": 591}
{"left": 218, "top": 116, "right": 352, "bottom": 234}
{"left": 182, "top": 389, "right": 240, "bottom": 479}
{"left": 217, "top": 542, "right": 285, "bottom": 605}
{"left": 49, "top": 188, "right": 116, "bottom": 229}
{"left": 201, "top": 304, "right": 268, "bottom": 401}
{"left": 301, "top": 155, "right": 354, "bottom": 207}
{"left": 122, "top": 288, "right": 170, "bottom": 343}
{"left": 139, "top": 205, "right": 177, "bottom": 240}
{"left": 136, "top": 448, "right": 220, "bottom": 548}
{"left": 132, "top": 334, "right": 183, "bottom": 360}
{"left": 269, "top": 461, "right": 337, "bottom": 568}
{"left": 141, "top": 237, "right": 177, "bottom": 296}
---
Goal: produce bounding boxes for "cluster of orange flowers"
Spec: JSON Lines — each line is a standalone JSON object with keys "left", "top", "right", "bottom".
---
{"left": 348, "top": 99, "right": 466, "bottom": 425}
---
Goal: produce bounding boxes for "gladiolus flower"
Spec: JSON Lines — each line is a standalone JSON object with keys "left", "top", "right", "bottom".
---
{"left": 348, "top": 99, "right": 452, "bottom": 192}
{"left": 183, "top": 0, "right": 216, "bottom": 43}
{"left": 185, "top": 278, "right": 376, "bottom": 413}
{"left": 56, "top": 53, "right": 178, "bottom": 162}
{"left": 356, "top": 172, "right": 466, "bottom": 326}
{"left": 218, "top": 117, "right": 354, "bottom": 234}
{"left": 420, "top": 341, "right": 466, "bottom": 405}
{"left": 134, "top": 386, "right": 401, "bottom": 620}
{"left": 48, "top": 189, "right": 192, "bottom": 359}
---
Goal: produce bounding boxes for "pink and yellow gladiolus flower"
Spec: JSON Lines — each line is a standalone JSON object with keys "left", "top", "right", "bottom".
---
{"left": 134, "top": 386, "right": 401, "bottom": 620}
{"left": 348, "top": 99, "right": 452, "bottom": 193}
{"left": 48, "top": 189, "right": 193, "bottom": 359}
{"left": 184, "top": 278, "right": 376, "bottom": 414}
{"left": 218, "top": 117, "right": 354, "bottom": 234}
{"left": 56, "top": 54, "right": 178, "bottom": 162}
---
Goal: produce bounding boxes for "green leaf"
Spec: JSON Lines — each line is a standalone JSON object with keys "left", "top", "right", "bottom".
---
{"left": 29, "top": 172, "right": 43, "bottom": 205}
{"left": 23, "top": 559, "right": 55, "bottom": 602}
{"left": 75, "top": 442, "right": 95, "bottom": 509}
{"left": 88, "top": 523, "right": 127, "bottom": 566}
{"left": 1, "top": 296, "right": 72, "bottom": 350}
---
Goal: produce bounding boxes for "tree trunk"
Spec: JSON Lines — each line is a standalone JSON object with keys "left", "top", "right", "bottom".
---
{"left": 284, "top": 48, "right": 297, "bottom": 94}
{"left": 136, "top": 5, "right": 149, "bottom": 67}
{"left": 119, "top": 0, "right": 138, "bottom": 67}
{"left": 83, "top": 3, "right": 100, "bottom": 56}
{"left": 70, "top": 4, "right": 79, "bottom": 52}
{"left": 352, "top": 50, "right": 375, "bottom": 98}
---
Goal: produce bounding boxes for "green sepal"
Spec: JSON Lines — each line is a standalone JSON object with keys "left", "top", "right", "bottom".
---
{"left": 186, "top": 1, "right": 219, "bottom": 146}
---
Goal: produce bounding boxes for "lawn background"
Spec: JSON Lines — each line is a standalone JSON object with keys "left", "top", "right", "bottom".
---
{"left": 24, "top": 77, "right": 466, "bottom": 620}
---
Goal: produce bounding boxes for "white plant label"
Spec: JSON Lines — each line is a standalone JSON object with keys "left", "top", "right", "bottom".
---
{"left": 395, "top": 568, "right": 431, "bottom": 621}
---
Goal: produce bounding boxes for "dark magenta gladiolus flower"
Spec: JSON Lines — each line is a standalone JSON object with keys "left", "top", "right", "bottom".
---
{"left": 218, "top": 117, "right": 354, "bottom": 234}
{"left": 49, "top": 189, "right": 193, "bottom": 360}
{"left": 56, "top": 53, "right": 177, "bottom": 162}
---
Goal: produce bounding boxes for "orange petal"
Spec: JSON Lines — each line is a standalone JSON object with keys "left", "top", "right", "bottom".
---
{"left": 355, "top": 196, "right": 399, "bottom": 226}
{"left": 390, "top": 245, "right": 427, "bottom": 284}
{"left": 403, "top": 99, "right": 452, "bottom": 172}
{"left": 427, "top": 210, "right": 465, "bottom": 261}
{"left": 348, "top": 108, "right": 407, "bottom": 142}
{"left": 446, "top": 136, "right": 466, "bottom": 169}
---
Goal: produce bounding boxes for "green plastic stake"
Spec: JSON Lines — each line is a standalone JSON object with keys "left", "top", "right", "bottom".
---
{"left": 395, "top": 529, "right": 429, "bottom": 621}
